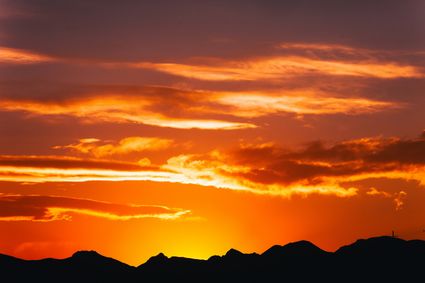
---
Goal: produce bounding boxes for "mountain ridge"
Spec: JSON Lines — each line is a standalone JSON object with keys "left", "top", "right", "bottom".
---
{"left": 1, "top": 236, "right": 423, "bottom": 282}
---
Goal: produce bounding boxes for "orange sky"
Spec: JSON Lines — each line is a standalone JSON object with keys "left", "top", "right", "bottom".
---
{"left": 0, "top": 0, "right": 424, "bottom": 266}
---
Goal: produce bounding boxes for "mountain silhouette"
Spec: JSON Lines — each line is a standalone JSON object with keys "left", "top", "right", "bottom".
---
{"left": 1, "top": 236, "right": 424, "bottom": 282}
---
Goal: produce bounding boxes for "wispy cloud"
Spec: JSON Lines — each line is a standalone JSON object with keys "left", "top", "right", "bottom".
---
{"left": 2, "top": 42, "right": 422, "bottom": 80}
{"left": 366, "top": 188, "right": 407, "bottom": 211}
{"left": 0, "top": 95, "right": 254, "bottom": 130}
{"left": 0, "top": 155, "right": 176, "bottom": 184}
{"left": 136, "top": 57, "right": 420, "bottom": 81}
{"left": 0, "top": 82, "right": 400, "bottom": 131}
{"left": 0, "top": 46, "right": 55, "bottom": 64}
{"left": 1, "top": 134, "right": 424, "bottom": 199}
{"left": 54, "top": 137, "right": 173, "bottom": 157}
{"left": 0, "top": 155, "right": 156, "bottom": 171}
{"left": 215, "top": 91, "right": 398, "bottom": 117}
{"left": 0, "top": 194, "right": 190, "bottom": 221}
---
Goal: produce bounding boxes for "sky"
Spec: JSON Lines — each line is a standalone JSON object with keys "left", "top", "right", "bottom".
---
{"left": 0, "top": 0, "right": 424, "bottom": 266}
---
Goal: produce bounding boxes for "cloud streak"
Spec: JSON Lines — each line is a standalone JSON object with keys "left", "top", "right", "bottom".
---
{"left": 2, "top": 42, "right": 423, "bottom": 81}
{"left": 54, "top": 137, "right": 173, "bottom": 157}
{"left": 0, "top": 194, "right": 190, "bottom": 221}
{"left": 0, "top": 46, "right": 54, "bottom": 64}
{"left": 0, "top": 155, "right": 177, "bottom": 184}
{"left": 0, "top": 134, "right": 424, "bottom": 198}
{"left": 0, "top": 82, "right": 400, "bottom": 132}
{"left": 137, "top": 57, "right": 420, "bottom": 80}
{"left": 0, "top": 155, "right": 157, "bottom": 171}
{"left": 0, "top": 95, "right": 254, "bottom": 130}
{"left": 215, "top": 91, "right": 398, "bottom": 117}
{"left": 163, "top": 134, "right": 425, "bottom": 197}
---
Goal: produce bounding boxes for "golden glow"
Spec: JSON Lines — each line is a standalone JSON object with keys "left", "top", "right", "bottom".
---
{"left": 1, "top": 36, "right": 424, "bottom": 265}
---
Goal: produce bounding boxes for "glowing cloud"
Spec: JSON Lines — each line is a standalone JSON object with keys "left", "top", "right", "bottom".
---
{"left": 0, "top": 46, "right": 54, "bottom": 64}
{"left": 162, "top": 153, "right": 358, "bottom": 197}
{"left": 278, "top": 43, "right": 363, "bottom": 53}
{"left": 215, "top": 91, "right": 397, "bottom": 117}
{"left": 0, "top": 96, "right": 254, "bottom": 130}
{"left": 0, "top": 82, "right": 399, "bottom": 130}
{"left": 366, "top": 188, "right": 407, "bottom": 211}
{"left": 162, "top": 134, "right": 425, "bottom": 197}
{"left": 0, "top": 154, "right": 357, "bottom": 197}
{"left": 136, "top": 55, "right": 422, "bottom": 81}
{"left": 0, "top": 134, "right": 423, "bottom": 199}
{"left": 0, "top": 194, "right": 190, "bottom": 221}
{"left": 54, "top": 137, "right": 173, "bottom": 157}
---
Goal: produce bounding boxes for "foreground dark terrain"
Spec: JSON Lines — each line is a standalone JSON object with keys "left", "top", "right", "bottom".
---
{"left": 1, "top": 236, "right": 424, "bottom": 282}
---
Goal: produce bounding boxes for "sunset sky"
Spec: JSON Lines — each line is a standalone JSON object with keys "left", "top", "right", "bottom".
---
{"left": 1, "top": 0, "right": 425, "bottom": 266}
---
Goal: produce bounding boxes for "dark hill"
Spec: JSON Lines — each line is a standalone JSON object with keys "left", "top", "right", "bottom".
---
{"left": 1, "top": 236, "right": 425, "bottom": 282}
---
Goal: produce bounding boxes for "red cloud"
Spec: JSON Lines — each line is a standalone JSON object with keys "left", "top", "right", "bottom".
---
{"left": 0, "top": 194, "right": 190, "bottom": 221}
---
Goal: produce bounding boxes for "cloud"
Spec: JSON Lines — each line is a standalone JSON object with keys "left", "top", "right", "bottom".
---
{"left": 134, "top": 45, "right": 424, "bottom": 81}
{"left": 366, "top": 188, "right": 407, "bottom": 211}
{"left": 0, "top": 95, "right": 254, "bottom": 130}
{"left": 214, "top": 91, "right": 398, "bottom": 117}
{"left": 0, "top": 46, "right": 55, "bottom": 64}
{"left": 54, "top": 137, "right": 173, "bottom": 157}
{"left": 2, "top": 40, "right": 423, "bottom": 81}
{"left": 163, "top": 134, "right": 425, "bottom": 197}
{"left": 0, "top": 155, "right": 157, "bottom": 171}
{"left": 0, "top": 134, "right": 424, "bottom": 199}
{"left": 0, "top": 155, "right": 180, "bottom": 184}
{"left": 0, "top": 194, "right": 190, "bottom": 221}
{"left": 288, "top": 136, "right": 425, "bottom": 165}
{"left": 0, "top": 153, "right": 356, "bottom": 197}
{"left": 162, "top": 152, "right": 359, "bottom": 197}
{"left": 0, "top": 82, "right": 400, "bottom": 132}
{"left": 232, "top": 135, "right": 425, "bottom": 184}
{"left": 393, "top": 191, "right": 407, "bottom": 211}
{"left": 366, "top": 187, "right": 392, "bottom": 198}
{"left": 277, "top": 42, "right": 425, "bottom": 63}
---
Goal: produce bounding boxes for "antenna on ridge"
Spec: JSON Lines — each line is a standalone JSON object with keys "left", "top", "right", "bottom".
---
{"left": 391, "top": 230, "right": 397, "bottom": 238}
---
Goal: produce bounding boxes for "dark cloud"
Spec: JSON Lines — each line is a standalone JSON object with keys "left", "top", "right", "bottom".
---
{"left": 367, "top": 139, "right": 425, "bottom": 164}
{"left": 291, "top": 135, "right": 425, "bottom": 165}
{"left": 230, "top": 133, "right": 425, "bottom": 185}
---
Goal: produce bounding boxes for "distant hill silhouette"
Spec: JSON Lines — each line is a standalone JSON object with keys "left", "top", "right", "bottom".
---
{"left": 1, "top": 236, "right": 424, "bottom": 282}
